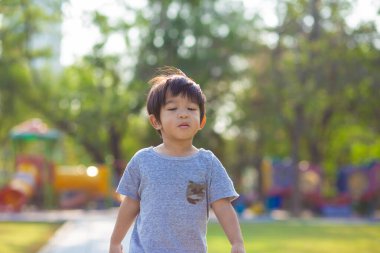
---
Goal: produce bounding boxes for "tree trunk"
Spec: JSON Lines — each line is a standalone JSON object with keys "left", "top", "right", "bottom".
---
{"left": 289, "top": 104, "right": 304, "bottom": 217}
{"left": 108, "top": 124, "right": 125, "bottom": 178}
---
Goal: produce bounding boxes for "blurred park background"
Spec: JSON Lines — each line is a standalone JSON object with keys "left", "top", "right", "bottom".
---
{"left": 1, "top": 0, "right": 380, "bottom": 219}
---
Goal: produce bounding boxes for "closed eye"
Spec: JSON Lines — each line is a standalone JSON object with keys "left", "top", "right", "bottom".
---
{"left": 167, "top": 108, "right": 177, "bottom": 111}
{"left": 188, "top": 108, "right": 197, "bottom": 111}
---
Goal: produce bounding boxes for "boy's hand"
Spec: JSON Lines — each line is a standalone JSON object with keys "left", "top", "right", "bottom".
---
{"left": 231, "top": 243, "right": 246, "bottom": 253}
{"left": 109, "top": 243, "right": 123, "bottom": 253}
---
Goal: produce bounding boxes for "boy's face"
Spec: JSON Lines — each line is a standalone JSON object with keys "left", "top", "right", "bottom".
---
{"left": 149, "top": 92, "right": 203, "bottom": 141}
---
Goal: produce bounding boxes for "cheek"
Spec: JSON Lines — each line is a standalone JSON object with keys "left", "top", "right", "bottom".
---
{"left": 160, "top": 113, "right": 174, "bottom": 124}
{"left": 193, "top": 112, "right": 201, "bottom": 121}
{"left": 192, "top": 116, "right": 201, "bottom": 126}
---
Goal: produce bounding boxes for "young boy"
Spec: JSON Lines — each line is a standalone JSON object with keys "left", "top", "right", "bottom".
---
{"left": 109, "top": 67, "right": 245, "bottom": 253}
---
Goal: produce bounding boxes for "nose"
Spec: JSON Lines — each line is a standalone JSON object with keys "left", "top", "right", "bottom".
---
{"left": 178, "top": 109, "right": 189, "bottom": 118}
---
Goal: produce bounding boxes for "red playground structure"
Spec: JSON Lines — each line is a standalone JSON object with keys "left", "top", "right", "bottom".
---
{"left": 0, "top": 119, "right": 116, "bottom": 212}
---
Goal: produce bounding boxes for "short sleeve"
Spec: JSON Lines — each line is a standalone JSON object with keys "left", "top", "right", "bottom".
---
{"left": 208, "top": 153, "right": 239, "bottom": 204}
{"left": 116, "top": 155, "right": 141, "bottom": 200}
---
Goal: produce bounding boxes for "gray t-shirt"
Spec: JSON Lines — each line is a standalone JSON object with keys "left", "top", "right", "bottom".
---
{"left": 116, "top": 147, "right": 239, "bottom": 253}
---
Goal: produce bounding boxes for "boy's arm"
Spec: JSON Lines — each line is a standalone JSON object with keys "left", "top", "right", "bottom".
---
{"left": 211, "top": 198, "right": 245, "bottom": 253}
{"left": 109, "top": 196, "right": 140, "bottom": 253}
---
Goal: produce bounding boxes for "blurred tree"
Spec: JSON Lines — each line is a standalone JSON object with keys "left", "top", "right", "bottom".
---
{"left": 129, "top": 0, "right": 260, "bottom": 186}
{"left": 237, "top": 0, "right": 380, "bottom": 215}
{"left": 27, "top": 0, "right": 260, "bottom": 176}
{"left": 30, "top": 9, "right": 146, "bottom": 169}
{"left": 0, "top": 0, "right": 63, "bottom": 146}
{"left": 1, "top": 0, "right": 379, "bottom": 212}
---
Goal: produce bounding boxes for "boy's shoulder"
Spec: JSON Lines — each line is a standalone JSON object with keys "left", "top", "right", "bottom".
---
{"left": 198, "top": 148, "right": 213, "bottom": 157}
{"left": 198, "top": 148, "right": 218, "bottom": 164}
{"left": 135, "top": 146, "right": 153, "bottom": 154}
{"left": 132, "top": 147, "right": 154, "bottom": 159}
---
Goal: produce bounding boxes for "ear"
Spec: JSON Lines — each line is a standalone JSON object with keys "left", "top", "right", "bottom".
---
{"left": 149, "top": 114, "right": 162, "bottom": 130}
{"left": 199, "top": 115, "right": 207, "bottom": 129}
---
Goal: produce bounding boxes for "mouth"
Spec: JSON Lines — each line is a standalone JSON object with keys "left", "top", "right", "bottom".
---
{"left": 178, "top": 123, "right": 190, "bottom": 128}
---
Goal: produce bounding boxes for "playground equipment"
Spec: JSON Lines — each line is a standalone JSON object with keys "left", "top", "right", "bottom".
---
{"left": 334, "top": 161, "right": 380, "bottom": 216}
{"left": 0, "top": 119, "right": 115, "bottom": 212}
{"left": 261, "top": 158, "right": 322, "bottom": 211}
{"left": 54, "top": 164, "right": 111, "bottom": 209}
{"left": 0, "top": 155, "right": 52, "bottom": 212}
{"left": 261, "top": 158, "right": 380, "bottom": 216}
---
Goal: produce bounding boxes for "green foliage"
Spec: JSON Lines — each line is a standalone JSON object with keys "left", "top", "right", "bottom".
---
{"left": 239, "top": 0, "right": 380, "bottom": 171}
{"left": 0, "top": 0, "right": 61, "bottom": 145}
{"left": 0, "top": 0, "right": 379, "bottom": 202}
{"left": 133, "top": 0, "right": 259, "bottom": 118}
{"left": 207, "top": 221, "right": 380, "bottom": 253}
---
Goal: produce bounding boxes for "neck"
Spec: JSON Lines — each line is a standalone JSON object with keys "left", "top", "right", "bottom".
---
{"left": 155, "top": 140, "right": 198, "bottom": 157}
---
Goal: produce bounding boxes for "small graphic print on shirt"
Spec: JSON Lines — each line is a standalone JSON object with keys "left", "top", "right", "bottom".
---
{"left": 186, "top": 180, "right": 206, "bottom": 204}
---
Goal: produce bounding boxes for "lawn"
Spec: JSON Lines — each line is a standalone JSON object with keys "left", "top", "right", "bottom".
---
{"left": 207, "top": 220, "right": 380, "bottom": 253}
{"left": 1, "top": 219, "right": 379, "bottom": 253}
{"left": 0, "top": 222, "right": 61, "bottom": 253}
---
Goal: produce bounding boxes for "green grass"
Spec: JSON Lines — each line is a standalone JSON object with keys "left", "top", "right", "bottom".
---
{"left": 1, "top": 219, "right": 379, "bottom": 253}
{"left": 0, "top": 222, "right": 61, "bottom": 253}
{"left": 207, "top": 220, "right": 380, "bottom": 253}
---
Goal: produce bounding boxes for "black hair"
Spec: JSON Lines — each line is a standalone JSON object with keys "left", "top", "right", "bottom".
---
{"left": 147, "top": 67, "right": 206, "bottom": 135}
